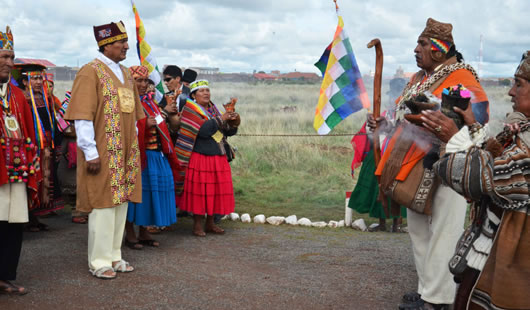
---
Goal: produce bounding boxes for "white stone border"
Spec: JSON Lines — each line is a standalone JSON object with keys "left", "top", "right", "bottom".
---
{"left": 224, "top": 213, "right": 353, "bottom": 229}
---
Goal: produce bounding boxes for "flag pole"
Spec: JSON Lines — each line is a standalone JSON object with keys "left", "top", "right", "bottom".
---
{"left": 367, "top": 38, "right": 383, "bottom": 170}
{"left": 333, "top": 0, "right": 339, "bottom": 11}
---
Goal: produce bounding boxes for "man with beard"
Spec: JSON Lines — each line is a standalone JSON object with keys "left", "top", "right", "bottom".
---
{"left": 0, "top": 25, "right": 39, "bottom": 295}
{"left": 368, "top": 18, "right": 489, "bottom": 309}
{"left": 65, "top": 21, "right": 144, "bottom": 279}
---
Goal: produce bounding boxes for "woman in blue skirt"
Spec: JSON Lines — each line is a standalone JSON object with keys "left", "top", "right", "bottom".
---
{"left": 125, "top": 66, "right": 180, "bottom": 249}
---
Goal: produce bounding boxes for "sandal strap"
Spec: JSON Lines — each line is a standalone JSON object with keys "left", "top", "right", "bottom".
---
{"left": 90, "top": 266, "right": 115, "bottom": 278}
{"left": 113, "top": 260, "right": 134, "bottom": 272}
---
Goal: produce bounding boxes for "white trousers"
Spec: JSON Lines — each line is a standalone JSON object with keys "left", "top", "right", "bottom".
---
{"left": 0, "top": 183, "right": 28, "bottom": 223}
{"left": 87, "top": 202, "right": 128, "bottom": 271}
{"left": 407, "top": 185, "right": 466, "bottom": 304}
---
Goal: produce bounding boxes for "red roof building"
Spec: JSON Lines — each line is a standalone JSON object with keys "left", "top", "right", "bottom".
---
{"left": 14, "top": 58, "right": 56, "bottom": 68}
{"left": 280, "top": 72, "right": 320, "bottom": 81}
{"left": 253, "top": 73, "right": 277, "bottom": 80}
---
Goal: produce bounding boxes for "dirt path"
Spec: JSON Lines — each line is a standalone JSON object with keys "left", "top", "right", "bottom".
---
{"left": 0, "top": 214, "right": 416, "bottom": 310}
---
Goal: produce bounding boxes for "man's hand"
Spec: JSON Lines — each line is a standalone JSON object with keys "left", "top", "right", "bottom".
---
{"left": 453, "top": 103, "right": 476, "bottom": 127}
{"left": 86, "top": 158, "right": 101, "bottom": 175}
{"left": 420, "top": 110, "right": 459, "bottom": 143}
{"left": 147, "top": 116, "right": 157, "bottom": 128}
{"left": 366, "top": 114, "right": 388, "bottom": 132}
{"left": 164, "top": 102, "right": 178, "bottom": 115}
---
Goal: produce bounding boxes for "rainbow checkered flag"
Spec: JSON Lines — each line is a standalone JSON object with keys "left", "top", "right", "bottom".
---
{"left": 313, "top": 12, "right": 370, "bottom": 134}
{"left": 132, "top": 0, "right": 164, "bottom": 103}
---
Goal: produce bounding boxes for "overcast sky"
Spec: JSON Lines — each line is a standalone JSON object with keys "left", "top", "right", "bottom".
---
{"left": 1, "top": 0, "right": 528, "bottom": 77}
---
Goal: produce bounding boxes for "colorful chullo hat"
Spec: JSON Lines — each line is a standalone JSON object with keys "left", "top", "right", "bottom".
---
{"left": 93, "top": 21, "right": 127, "bottom": 47}
{"left": 129, "top": 65, "right": 149, "bottom": 79}
{"left": 420, "top": 18, "right": 454, "bottom": 54}
{"left": 515, "top": 51, "right": 530, "bottom": 81}
{"left": 0, "top": 26, "right": 14, "bottom": 51}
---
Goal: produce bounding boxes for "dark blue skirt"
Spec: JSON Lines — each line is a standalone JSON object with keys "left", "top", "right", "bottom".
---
{"left": 128, "top": 150, "right": 177, "bottom": 226}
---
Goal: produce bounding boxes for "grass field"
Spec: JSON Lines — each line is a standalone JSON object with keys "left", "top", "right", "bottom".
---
{"left": 53, "top": 80, "right": 513, "bottom": 225}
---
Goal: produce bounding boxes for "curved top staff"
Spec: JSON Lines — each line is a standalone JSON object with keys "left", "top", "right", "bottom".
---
{"left": 367, "top": 38, "right": 383, "bottom": 168}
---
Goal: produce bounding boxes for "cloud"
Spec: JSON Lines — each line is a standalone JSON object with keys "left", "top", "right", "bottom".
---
{"left": 2, "top": 0, "right": 528, "bottom": 77}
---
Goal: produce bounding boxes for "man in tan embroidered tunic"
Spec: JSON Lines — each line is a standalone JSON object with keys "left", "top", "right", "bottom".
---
{"left": 65, "top": 21, "right": 144, "bottom": 279}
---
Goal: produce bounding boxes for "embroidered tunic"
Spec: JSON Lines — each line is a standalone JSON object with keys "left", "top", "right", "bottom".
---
{"left": 65, "top": 59, "right": 144, "bottom": 212}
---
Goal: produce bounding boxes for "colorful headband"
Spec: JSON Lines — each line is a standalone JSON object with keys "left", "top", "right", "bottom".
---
{"left": 430, "top": 38, "right": 452, "bottom": 54}
{"left": 129, "top": 65, "right": 149, "bottom": 79}
{"left": 190, "top": 79, "right": 209, "bottom": 93}
{"left": 24, "top": 71, "right": 45, "bottom": 77}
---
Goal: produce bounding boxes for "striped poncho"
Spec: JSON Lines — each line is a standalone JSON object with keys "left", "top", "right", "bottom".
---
{"left": 434, "top": 112, "right": 530, "bottom": 310}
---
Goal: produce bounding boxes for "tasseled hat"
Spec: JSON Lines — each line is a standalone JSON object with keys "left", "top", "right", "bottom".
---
{"left": 93, "top": 21, "right": 128, "bottom": 47}
{"left": 45, "top": 72, "right": 54, "bottom": 83}
{"left": 0, "top": 26, "right": 14, "bottom": 51}
{"left": 129, "top": 65, "right": 149, "bottom": 79}
{"left": 515, "top": 51, "right": 530, "bottom": 81}
{"left": 420, "top": 18, "right": 454, "bottom": 54}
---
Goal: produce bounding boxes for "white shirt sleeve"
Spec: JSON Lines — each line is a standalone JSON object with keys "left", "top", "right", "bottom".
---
{"left": 74, "top": 120, "right": 99, "bottom": 161}
{"left": 446, "top": 124, "right": 488, "bottom": 154}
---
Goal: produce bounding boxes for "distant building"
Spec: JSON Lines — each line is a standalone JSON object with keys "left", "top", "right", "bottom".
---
{"left": 188, "top": 67, "right": 220, "bottom": 75}
{"left": 253, "top": 73, "right": 277, "bottom": 81}
{"left": 279, "top": 72, "right": 320, "bottom": 82}
{"left": 48, "top": 66, "right": 79, "bottom": 81}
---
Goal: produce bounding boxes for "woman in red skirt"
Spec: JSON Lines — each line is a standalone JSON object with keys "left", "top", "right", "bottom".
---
{"left": 174, "top": 80, "right": 239, "bottom": 236}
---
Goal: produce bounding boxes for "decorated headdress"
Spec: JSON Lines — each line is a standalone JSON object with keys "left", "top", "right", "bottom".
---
{"left": 190, "top": 79, "right": 209, "bottom": 93}
{"left": 16, "top": 63, "right": 46, "bottom": 78}
{"left": 129, "top": 65, "right": 149, "bottom": 79}
{"left": 515, "top": 50, "right": 530, "bottom": 81}
{"left": 45, "top": 72, "right": 54, "bottom": 83}
{"left": 182, "top": 69, "right": 198, "bottom": 84}
{"left": 93, "top": 21, "right": 128, "bottom": 47}
{"left": 0, "top": 26, "right": 14, "bottom": 51}
{"left": 420, "top": 18, "right": 454, "bottom": 54}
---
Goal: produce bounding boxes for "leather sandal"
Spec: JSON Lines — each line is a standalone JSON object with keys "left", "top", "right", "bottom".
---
{"left": 124, "top": 239, "right": 143, "bottom": 250}
{"left": 0, "top": 280, "right": 28, "bottom": 295}
{"left": 402, "top": 292, "right": 421, "bottom": 303}
{"left": 138, "top": 239, "right": 160, "bottom": 247}
{"left": 72, "top": 216, "right": 88, "bottom": 224}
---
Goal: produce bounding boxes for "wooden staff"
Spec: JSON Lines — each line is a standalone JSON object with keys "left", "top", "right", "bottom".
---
{"left": 367, "top": 38, "right": 383, "bottom": 168}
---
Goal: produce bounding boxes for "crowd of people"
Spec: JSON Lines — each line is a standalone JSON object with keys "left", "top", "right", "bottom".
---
{"left": 1, "top": 21, "right": 240, "bottom": 287}
{"left": 0, "top": 16, "right": 529, "bottom": 310}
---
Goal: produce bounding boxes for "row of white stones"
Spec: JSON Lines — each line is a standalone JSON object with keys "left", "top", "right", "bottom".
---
{"left": 224, "top": 213, "right": 355, "bottom": 229}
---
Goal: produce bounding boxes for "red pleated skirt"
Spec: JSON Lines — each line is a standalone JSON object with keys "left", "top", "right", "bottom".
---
{"left": 179, "top": 152, "right": 235, "bottom": 216}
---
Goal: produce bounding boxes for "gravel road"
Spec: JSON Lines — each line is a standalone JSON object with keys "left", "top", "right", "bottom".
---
{"left": 0, "top": 213, "right": 416, "bottom": 310}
